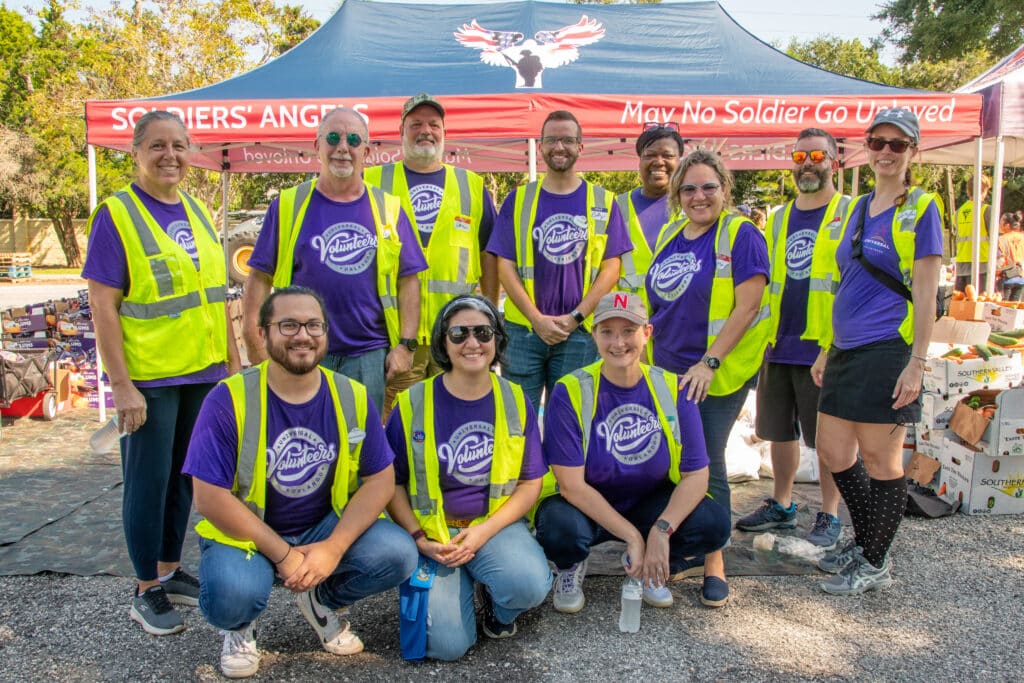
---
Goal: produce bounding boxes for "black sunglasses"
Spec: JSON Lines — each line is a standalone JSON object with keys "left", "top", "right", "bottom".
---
{"left": 866, "top": 137, "right": 913, "bottom": 154}
{"left": 324, "top": 131, "right": 364, "bottom": 148}
{"left": 446, "top": 324, "right": 495, "bottom": 344}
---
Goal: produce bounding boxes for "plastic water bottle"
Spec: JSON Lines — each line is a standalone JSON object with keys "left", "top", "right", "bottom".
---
{"left": 89, "top": 416, "right": 123, "bottom": 454}
{"left": 618, "top": 576, "right": 642, "bottom": 633}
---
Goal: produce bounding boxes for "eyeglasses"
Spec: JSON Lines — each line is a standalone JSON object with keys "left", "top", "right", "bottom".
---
{"left": 446, "top": 324, "right": 495, "bottom": 344}
{"left": 866, "top": 137, "right": 913, "bottom": 153}
{"left": 642, "top": 121, "right": 680, "bottom": 132}
{"left": 791, "top": 149, "right": 829, "bottom": 165}
{"left": 679, "top": 182, "right": 721, "bottom": 198}
{"left": 540, "top": 136, "right": 580, "bottom": 147}
{"left": 266, "top": 320, "right": 328, "bottom": 337}
{"left": 324, "top": 131, "right": 364, "bottom": 148}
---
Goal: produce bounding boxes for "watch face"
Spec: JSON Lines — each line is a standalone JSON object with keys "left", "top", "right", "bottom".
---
{"left": 402, "top": 338, "right": 419, "bottom": 351}
{"left": 656, "top": 519, "right": 671, "bottom": 533}
{"left": 704, "top": 356, "right": 721, "bottom": 370}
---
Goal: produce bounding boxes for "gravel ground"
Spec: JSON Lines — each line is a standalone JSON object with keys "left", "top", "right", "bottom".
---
{"left": 1, "top": 513, "right": 1022, "bottom": 682}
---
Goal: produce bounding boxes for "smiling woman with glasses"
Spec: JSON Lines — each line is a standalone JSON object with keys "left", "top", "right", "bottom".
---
{"left": 807, "top": 107, "right": 942, "bottom": 597}
{"left": 384, "top": 294, "right": 551, "bottom": 661}
{"left": 643, "top": 149, "right": 771, "bottom": 608}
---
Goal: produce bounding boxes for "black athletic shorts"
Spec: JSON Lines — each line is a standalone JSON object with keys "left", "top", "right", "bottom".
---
{"left": 755, "top": 361, "right": 820, "bottom": 446}
{"left": 819, "top": 337, "right": 921, "bottom": 424}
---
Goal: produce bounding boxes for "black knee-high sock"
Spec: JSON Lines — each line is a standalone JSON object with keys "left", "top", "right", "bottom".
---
{"left": 862, "top": 476, "right": 906, "bottom": 567}
{"left": 830, "top": 459, "right": 872, "bottom": 547}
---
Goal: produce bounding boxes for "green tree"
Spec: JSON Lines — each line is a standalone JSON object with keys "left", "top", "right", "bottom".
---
{"left": 784, "top": 36, "right": 895, "bottom": 86}
{"left": 876, "top": 0, "right": 1024, "bottom": 64}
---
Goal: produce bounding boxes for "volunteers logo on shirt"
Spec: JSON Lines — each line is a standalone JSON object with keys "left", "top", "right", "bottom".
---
{"left": 166, "top": 220, "right": 197, "bottom": 261}
{"left": 437, "top": 421, "right": 494, "bottom": 486}
{"left": 266, "top": 427, "right": 338, "bottom": 498}
{"left": 310, "top": 222, "right": 378, "bottom": 274}
{"left": 786, "top": 229, "right": 817, "bottom": 280}
{"left": 596, "top": 404, "right": 662, "bottom": 466}
{"left": 533, "top": 214, "right": 588, "bottom": 265}
{"left": 409, "top": 183, "right": 444, "bottom": 234}
{"left": 649, "top": 252, "right": 701, "bottom": 301}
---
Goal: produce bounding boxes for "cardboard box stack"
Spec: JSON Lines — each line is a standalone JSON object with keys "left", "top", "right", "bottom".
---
{"left": 914, "top": 317, "right": 1024, "bottom": 515}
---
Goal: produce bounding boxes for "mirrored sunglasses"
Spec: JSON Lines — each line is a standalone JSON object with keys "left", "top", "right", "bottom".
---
{"left": 324, "top": 131, "right": 364, "bottom": 148}
{"left": 446, "top": 324, "right": 495, "bottom": 344}
{"left": 791, "top": 149, "right": 829, "bottom": 164}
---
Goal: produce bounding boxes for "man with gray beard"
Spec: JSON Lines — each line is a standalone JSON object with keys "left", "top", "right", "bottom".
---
{"left": 185, "top": 286, "right": 417, "bottom": 678}
{"left": 736, "top": 128, "right": 850, "bottom": 549}
{"left": 242, "top": 107, "right": 427, "bottom": 414}
{"left": 364, "top": 94, "right": 497, "bottom": 417}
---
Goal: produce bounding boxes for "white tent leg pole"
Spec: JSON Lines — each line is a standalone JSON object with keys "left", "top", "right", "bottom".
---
{"left": 221, "top": 172, "right": 230, "bottom": 277}
{"left": 946, "top": 168, "right": 957, "bottom": 266}
{"left": 528, "top": 138, "right": 537, "bottom": 182}
{"left": 972, "top": 138, "right": 983, "bottom": 292}
{"left": 987, "top": 136, "right": 1006, "bottom": 295}
{"left": 88, "top": 144, "right": 105, "bottom": 424}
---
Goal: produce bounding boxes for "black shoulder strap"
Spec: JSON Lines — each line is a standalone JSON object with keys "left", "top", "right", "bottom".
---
{"left": 851, "top": 200, "right": 912, "bottom": 302}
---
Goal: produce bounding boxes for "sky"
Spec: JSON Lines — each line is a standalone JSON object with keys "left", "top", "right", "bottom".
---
{"left": 15, "top": 0, "right": 894, "bottom": 61}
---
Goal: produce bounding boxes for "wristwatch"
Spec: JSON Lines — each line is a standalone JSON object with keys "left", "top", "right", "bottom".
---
{"left": 570, "top": 309, "right": 586, "bottom": 325}
{"left": 702, "top": 355, "right": 721, "bottom": 370}
{"left": 398, "top": 337, "right": 419, "bottom": 352}
{"left": 655, "top": 519, "right": 675, "bottom": 535}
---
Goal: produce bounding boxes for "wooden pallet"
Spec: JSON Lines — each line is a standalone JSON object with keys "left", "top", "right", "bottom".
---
{"left": 0, "top": 264, "right": 32, "bottom": 280}
{"left": 0, "top": 252, "right": 32, "bottom": 267}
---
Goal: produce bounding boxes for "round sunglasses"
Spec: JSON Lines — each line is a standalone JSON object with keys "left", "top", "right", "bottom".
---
{"left": 446, "top": 324, "right": 495, "bottom": 344}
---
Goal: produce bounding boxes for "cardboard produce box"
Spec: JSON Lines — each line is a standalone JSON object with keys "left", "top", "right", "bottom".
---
{"left": 948, "top": 300, "right": 986, "bottom": 321}
{"left": 939, "top": 431, "right": 1024, "bottom": 515}
{"left": 982, "top": 302, "right": 1024, "bottom": 332}
{"left": 923, "top": 318, "right": 1023, "bottom": 394}
{"left": 918, "top": 391, "right": 961, "bottom": 431}
{"left": 914, "top": 428, "right": 942, "bottom": 460}
{"left": 947, "top": 388, "right": 1024, "bottom": 457}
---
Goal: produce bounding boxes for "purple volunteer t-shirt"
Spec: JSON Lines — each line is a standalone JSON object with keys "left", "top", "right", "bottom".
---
{"left": 544, "top": 373, "right": 709, "bottom": 515}
{"left": 386, "top": 377, "right": 545, "bottom": 520}
{"left": 403, "top": 168, "right": 497, "bottom": 251}
{"left": 832, "top": 195, "right": 942, "bottom": 350}
{"left": 629, "top": 189, "right": 671, "bottom": 251}
{"left": 183, "top": 374, "right": 394, "bottom": 537}
{"left": 82, "top": 183, "right": 226, "bottom": 388}
{"left": 248, "top": 187, "right": 427, "bottom": 357}
{"left": 487, "top": 181, "right": 632, "bottom": 317}
{"left": 767, "top": 204, "right": 828, "bottom": 365}
{"left": 646, "top": 217, "right": 769, "bottom": 374}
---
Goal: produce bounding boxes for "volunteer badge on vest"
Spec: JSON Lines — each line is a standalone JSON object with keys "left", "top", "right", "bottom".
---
{"left": 591, "top": 206, "right": 609, "bottom": 222}
{"left": 454, "top": 215, "right": 471, "bottom": 232}
{"left": 413, "top": 430, "right": 426, "bottom": 443}
{"left": 454, "top": 16, "right": 605, "bottom": 89}
{"left": 348, "top": 428, "right": 366, "bottom": 445}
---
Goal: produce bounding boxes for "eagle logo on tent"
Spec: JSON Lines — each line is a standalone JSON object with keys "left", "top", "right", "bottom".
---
{"left": 454, "top": 16, "right": 605, "bottom": 89}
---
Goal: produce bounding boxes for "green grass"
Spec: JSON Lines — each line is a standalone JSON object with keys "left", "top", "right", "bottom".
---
{"left": 32, "top": 266, "right": 83, "bottom": 276}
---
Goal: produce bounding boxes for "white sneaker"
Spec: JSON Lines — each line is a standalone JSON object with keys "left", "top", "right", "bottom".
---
{"left": 220, "top": 621, "right": 259, "bottom": 679}
{"left": 642, "top": 581, "right": 674, "bottom": 608}
{"left": 297, "top": 589, "right": 364, "bottom": 655}
{"left": 552, "top": 559, "right": 587, "bottom": 614}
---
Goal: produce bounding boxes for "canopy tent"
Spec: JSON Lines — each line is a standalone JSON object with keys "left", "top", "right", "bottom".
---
{"left": 85, "top": 0, "right": 982, "bottom": 175}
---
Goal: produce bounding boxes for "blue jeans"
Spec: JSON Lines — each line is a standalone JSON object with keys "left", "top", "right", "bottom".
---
{"left": 502, "top": 322, "right": 598, "bottom": 410}
{"left": 424, "top": 521, "right": 551, "bottom": 661}
{"left": 322, "top": 346, "right": 386, "bottom": 416}
{"left": 198, "top": 513, "right": 417, "bottom": 631}
{"left": 698, "top": 379, "right": 755, "bottom": 514}
{"left": 534, "top": 485, "right": 732, "bottom": 570}
{"left": 121, "top": 382, "right": 214, "bottom": 581}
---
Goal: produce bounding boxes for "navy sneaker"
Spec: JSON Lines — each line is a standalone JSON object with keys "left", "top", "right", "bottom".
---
{"left": 700, "top": 576, "right": 729, "bottom": 608}
{"left": 735, "top": 498, "right": 797, "bottom": 531}
{"left": 161, "top": 567, "right": 199, "bottom": 607}
{"left": 480, "top": 589, "right": 517, "bottom": 639}
{"left": 806, "top": 512, "right": 841, "bottom": 549}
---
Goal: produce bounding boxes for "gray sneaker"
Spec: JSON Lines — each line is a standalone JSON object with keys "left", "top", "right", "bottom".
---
{"left": 161, "top": 567, "right": 199, "bottom": 607}
{"left": 551, "top": 559, "right": 587, "bottom": 614}
{"left": 820, "top": 551, "right": 894, "bottom": 595}
{"left": 130, "top": 585, "right": 184, "bottom": 636}
{"left": 806, "top": 512, "right": 842, "bottom": 549}
{"left": 817, "top": 541, "right": 861, "bottom": 574}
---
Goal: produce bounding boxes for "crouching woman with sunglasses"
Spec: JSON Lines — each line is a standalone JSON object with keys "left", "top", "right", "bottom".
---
{"left": 807, "top": 109, "right": 942, "bottom": 595}
{"left": 385, "top": 295, "right": 552, "bottom": 660}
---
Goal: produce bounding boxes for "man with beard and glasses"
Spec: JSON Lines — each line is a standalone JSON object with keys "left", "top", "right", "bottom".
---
{"left": 184, "top": 286, "right": 417, "bottom": 679}
{"left": 242, "top": 107, "right": 427, "bottom": 415}
{"left": 364, "top": 94, "right": 498, "bottom": 417}
{"left": 486, "top": 110, "right": 631, "bottom": 410}
{"left": 735, "top": 128, "right": 850, "bottom": 550}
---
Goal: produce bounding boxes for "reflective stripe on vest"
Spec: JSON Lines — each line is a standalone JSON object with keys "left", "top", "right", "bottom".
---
{"left": 708, "top": 216, "right": 771, "bottom": 338}
{"left": 402, "top": 374, "right": 525, "bottom": 543}
{"left": 506, "top": 181, "right": 612, "bottom": 328}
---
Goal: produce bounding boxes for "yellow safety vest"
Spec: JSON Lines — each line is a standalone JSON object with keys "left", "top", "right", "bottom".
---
{"left": 530, "top": 361, "right": 684, "bottom": 523}
{"left": 805, "top": 188, "right": 938, "bottom": 349}
{"left": 652, "top": 211, "right": 771, "bottom": 396}
{"left": 89, "top": 185, "right": 228, "bottom": 381}
{"left": 273, "top": 179, "right": 405, "bottom": 347}
{"left": 766, "top": 194, "right": 851, "bottom": 347}
{"left": 194, "top": 362, "right": 367, "bottom": 553}
{"left": 955, "top": 200, "right": 989, "bottom": 264}
{"left": 614, "top": 190, "right": 664, "bottom": 311}
{"left": 396, "top": 374, "right": 527, "bottom": 544}
{"left": 504, "top": 180, "right": 614, "bottom": 328}
{"left": 364, "top": 163, "right": 486, "bottom": 342}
